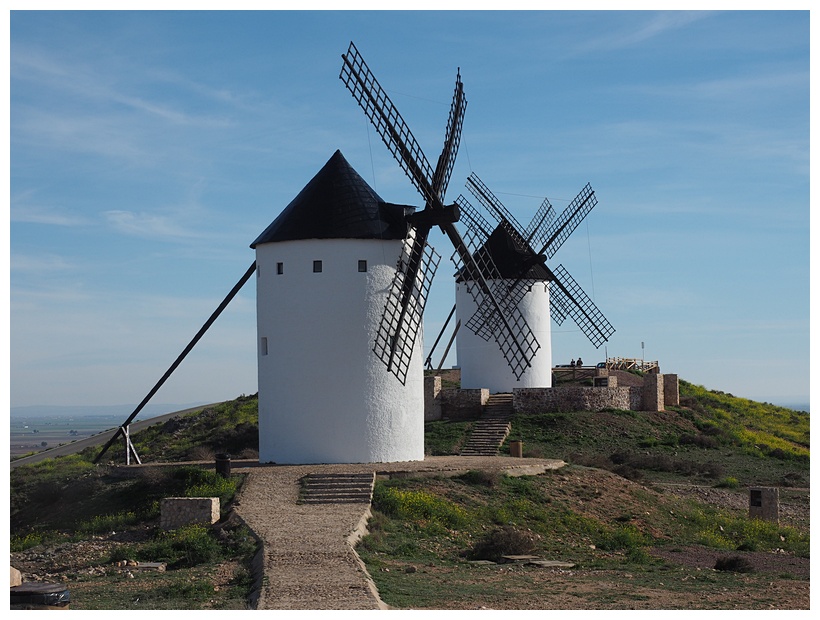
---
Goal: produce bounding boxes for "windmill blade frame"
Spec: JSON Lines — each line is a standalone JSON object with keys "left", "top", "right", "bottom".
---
{"left": 539, "top": 182, "right": 597, "bottom": 260}
{"left": 340, "top": 41, "right": 439, "bottom": 207}
{"left": 523, "top": 197, "right": 556, "bottom": 249}
{"left": 341, "top": 41, "right": 540, "bottom": 383}
{"left": 549, "top": 263, "right": 615, "bottom": 348}
{"left": 373, "top": 227, "right": 441, "bottom": 384}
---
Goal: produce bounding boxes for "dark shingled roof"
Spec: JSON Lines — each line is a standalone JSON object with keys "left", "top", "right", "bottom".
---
{"left": 251, "top": 150, "right": 414, "bottom": 247}
{"left": 457, "top": 225, "right": 551, "bottom": 282}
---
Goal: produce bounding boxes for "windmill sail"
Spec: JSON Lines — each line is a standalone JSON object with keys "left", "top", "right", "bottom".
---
{"left": 549, "top": 264, "right": 615, "bottom": 348}
{"left": 341, "top": 41, "right": 540, "bottom": 383}
{"left": 457, "top": 175, "right": 615, "bottom": 353}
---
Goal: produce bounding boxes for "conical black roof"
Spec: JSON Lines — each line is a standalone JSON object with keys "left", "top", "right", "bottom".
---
{"left": 457, "top": 224, "right": 551, "bottom": 282}
{"left": 251, "top": 150, "right": 413, "bottom": 247}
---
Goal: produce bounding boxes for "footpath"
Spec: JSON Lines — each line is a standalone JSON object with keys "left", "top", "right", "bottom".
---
{"left": 231, "top": 456, "right": 564, "bottom": 610}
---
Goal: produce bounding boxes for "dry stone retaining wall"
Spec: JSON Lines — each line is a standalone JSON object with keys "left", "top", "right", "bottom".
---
{"left": 513, "top": 386, "right": 643, "bottom": 413}
{"left": 424, "top": 373, "right": 679, "bottom": 416}
{"left": 438, "top": 388, "right": 489, "bottom": 420}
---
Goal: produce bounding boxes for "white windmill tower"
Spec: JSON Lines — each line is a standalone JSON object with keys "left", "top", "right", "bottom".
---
{"left": 251, "top": 150, "right": 426, "bottom": 464}
{"left": 439, "top": 173, "right": 614, "bottom": 393}
{"left": 252, "top": 43, "right": 544, "bottom": 464}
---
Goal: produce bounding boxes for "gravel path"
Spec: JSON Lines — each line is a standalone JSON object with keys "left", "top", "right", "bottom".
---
{"left": 231, "top": 456, "right": 565, "bottom": 610}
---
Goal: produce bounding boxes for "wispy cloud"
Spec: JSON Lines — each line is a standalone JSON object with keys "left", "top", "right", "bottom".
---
{"left": 12, "top": 45, "right": 236, "bottom": 127}
{"left": 10, "top": 253, "right": 78, "bottom": 274}
{"left": 102, "top": 209, "right": 207, "bottom": 242}
{"left": 10, "top": 201, "right": 90, "bottom": 227}
{"left": 577, "top": 11, "right": 710, "bottom": 53}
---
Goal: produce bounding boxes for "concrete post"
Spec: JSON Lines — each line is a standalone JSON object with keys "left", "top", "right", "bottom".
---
{"left": 749, "top": 487, "right": 779, "bottom": 524}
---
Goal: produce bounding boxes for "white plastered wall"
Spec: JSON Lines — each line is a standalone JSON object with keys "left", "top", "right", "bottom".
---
{"left": 456, "top": 279, "right": 552, "bottom": 393}
{"left": 255, "top": 238, "right": 425, "bottom": 464}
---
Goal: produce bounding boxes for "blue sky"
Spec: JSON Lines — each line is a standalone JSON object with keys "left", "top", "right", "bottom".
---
{"left": 7, "top": 9, "right": 811, "bottom": 411}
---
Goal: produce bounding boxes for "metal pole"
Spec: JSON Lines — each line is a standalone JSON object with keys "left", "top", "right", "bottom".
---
{"left": 437, "top": 319, "right": 461, "bottom": 373}
{"left": 94, "top": 261, "right": 257, "bottom": 464}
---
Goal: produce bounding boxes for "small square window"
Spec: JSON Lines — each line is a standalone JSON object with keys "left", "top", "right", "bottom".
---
{"left": 313, "top": 260, "right": 323, "bottom": 273}
{"left": 358, "top": 260, "right": 367, "bottom": 272}
{"left": 260, "top": 337, "right": 268, "bottom": 356}
{"left": 276, "top": 262, "right": 284, "bottom": 275}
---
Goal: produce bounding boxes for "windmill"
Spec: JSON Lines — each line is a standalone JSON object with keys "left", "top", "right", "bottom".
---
{"left": 339, "top": 42, "right": 540, "bottom": 387}
{"left": 95, "top": 42, "right": 550, "bottom": 466}
{"left": 446, "top": 172, "right": 615, "bottom": 391}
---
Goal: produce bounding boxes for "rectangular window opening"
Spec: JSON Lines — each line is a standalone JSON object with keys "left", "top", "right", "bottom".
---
{"left": 358, "top": 259, "right": 368, "bottom": 272}
{"left": 313, "top": 260, "right": 323, "bottom": 273}
{"left": 260, "top": 337, "right": 268, "bottom": 356}
{"left": 276, "top": 262, "right": 284, "bottom": 275}
{"left": 750, "top": 489, "right": 763, "bottom": 507}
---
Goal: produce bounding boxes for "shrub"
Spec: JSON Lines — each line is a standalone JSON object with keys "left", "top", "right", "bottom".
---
{"left": 679, "top": 433, "right": 718, "bottom": 449}
{"left": 468, "top": 525, "right": 538, "bottom": 562}
{"left": 715, "top": 476, "right": 739, "bottom": 489}
{"left": 714, "top": 555, "right": 754, "bottom": 573}
{"left": 457, "top": 470, "right": 500, "bottom": 488}
{"left": 10, "top": 532, "right": 45, "bottom": 552}
{"left": 612, "top": 464, "right": 643, "bottom": 481}
{"left": 595, "top": 524, "right": 649, "bottom": 552}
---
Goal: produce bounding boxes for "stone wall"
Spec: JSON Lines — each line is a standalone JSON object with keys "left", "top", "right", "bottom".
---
{"left": 160, "top": 497, "right": 220, "bottom": 531}
{"left": 663, "top": 374, "right": 680, "bottom": 406}
{"left": 438, "top": 388, "right": 489, "bottom": 420}
{"left": 423, "top": 373, "right": 679, "bottom": 417}
{"left": 513, "top": 386, "right": 643, "bottom": 413}
{"left": 642, "top": 373, "right": 664, "bottom": 412}
{"left": 424, "top": 375, "right": 442, "bottom": 421}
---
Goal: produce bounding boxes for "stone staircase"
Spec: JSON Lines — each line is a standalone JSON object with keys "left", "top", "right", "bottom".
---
{"left": 460, "top": 393, "right": 514, "bottom": 456}
{"left": 299, "top": 472, "right": 375, "bottom": 505}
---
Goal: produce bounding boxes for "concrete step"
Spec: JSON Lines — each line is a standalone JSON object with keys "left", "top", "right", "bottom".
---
{"left": 299, "top": 472, "right": 375, "bottom": 505}
{"left": 460, "top": 394, "right": 514, "bottom": 456}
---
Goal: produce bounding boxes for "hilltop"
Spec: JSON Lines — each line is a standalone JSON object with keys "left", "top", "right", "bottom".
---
{"left": 9, "top": 379, "right": 810, "bottom": 609}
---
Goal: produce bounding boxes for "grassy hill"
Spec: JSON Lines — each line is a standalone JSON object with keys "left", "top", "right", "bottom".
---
{"left": 9, "top": 379, "right": 810, "bottom": 609}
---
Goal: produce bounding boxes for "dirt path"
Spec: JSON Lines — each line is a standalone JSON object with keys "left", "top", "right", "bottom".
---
{"left": 231, "top": 456, "right": 565, "bottom": 610}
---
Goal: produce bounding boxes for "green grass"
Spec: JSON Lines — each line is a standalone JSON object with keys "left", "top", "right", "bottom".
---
{"left": 424, "top": 419, "right": 473, "bottom": 455}
{"left": 10, "top": 384, "right": 810, "bottom": 609}
{"left": 356, "top": 470, "right": 809, "bottom": 608}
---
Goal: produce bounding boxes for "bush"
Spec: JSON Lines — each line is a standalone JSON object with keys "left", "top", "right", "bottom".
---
{"left": 468, "top": 525, "right": 538, "bottom": 562}
{"left": 596, "top": 524, "right": 649, "bottom": 552}
{"left": 714, "top": 555, "right": 754, "bottom": 573}
{"left": 457, "top": 470, "right": 500, "bottom": 488}
{"left": 715, "top": 476, "right": 739, "bottom": 489}
{"left": 679, "top": 433, "right": 719, "bottom": 449}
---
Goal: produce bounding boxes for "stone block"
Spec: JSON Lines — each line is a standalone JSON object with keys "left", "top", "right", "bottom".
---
{"left": 160, "top": 497, "right": 220, "bottom": 530}
{"left": 439, "top": 388, "right": 488, "bottom": 420}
